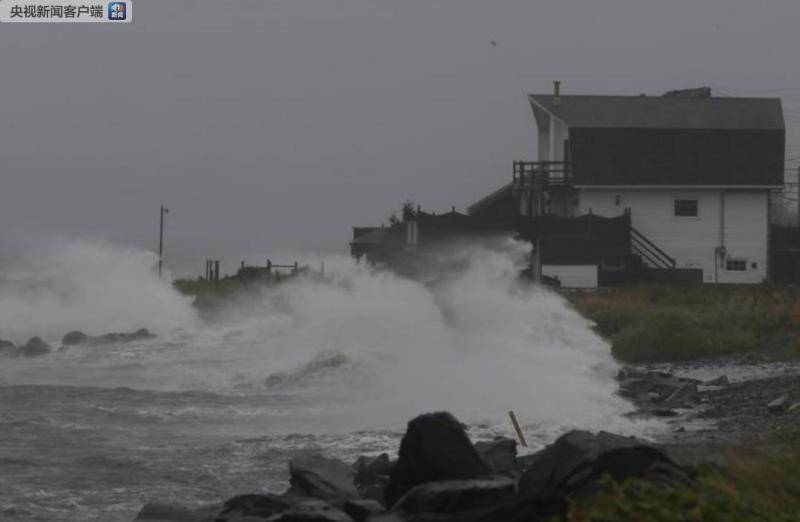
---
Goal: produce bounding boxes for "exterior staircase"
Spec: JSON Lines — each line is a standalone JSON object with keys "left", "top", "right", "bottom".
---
{"left": 630, "top": 227, "right": 676, "bottom": 270}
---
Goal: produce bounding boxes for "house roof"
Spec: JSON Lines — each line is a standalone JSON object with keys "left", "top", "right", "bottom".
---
{"left": 569, "top": 127, "right": 785, "bottom": 186}
{"left": 528, "top": 94, "right": 784, "bottom": 130}
{"left": 350, "top": 227, "right": 388, "bottom": 245}
{"left": 467, "top": 183, "right": 512, "bottom": 215}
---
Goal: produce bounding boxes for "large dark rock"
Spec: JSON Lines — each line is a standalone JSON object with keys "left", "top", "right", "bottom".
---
{"left": 618, "top": 378, "right": 657, "bottom": 398}
{"left": 214, "top": 494, "right": 353, "bottom": 522}
{"left": 289, "top": 454, "right": 359, "bottom": 506}
{"left": 384, "top": 412, "right": 491, "bottom": 509}
{"left": 391, "top": 477, "right": 515, "bottom": 515}
{"left": 619, "top": 370, "right": 704, "bottom": 413}
{"left": 519, "top": 430, "right": 689, "bottom": 500}
{"left": 353, "top": 453, "right": 391, "bottom": 505}
{"left": 214, "top": 493, "right": 292, "bottom": 521}
{"left": 60, "top": 328, "right": 157, "bottom": 351}
{"left": 134, "top": 501, "right": 219, "bottom": 521}
{"left": 474, "top": 437, "right": 517, "bottom": 474}
{"left": 21, "top": 336, "right": 51, "bottom": 357}
{"left": 354, "top": 453, "right": 391, "bottom": 486}
{"left": 343, "top": 499, "right": 385, "bottom": 522}
{"left": 662, "top": 383, "right": 700, "bottom": 408}
{"left": 268, "top": 498, "right": 354, "bottom": 522}
{"left": 96, "top": 328, "right": 155, "bottom": 344}
{"left": 62, "top": 330, "right": 89, "bottom": 346}
{"left": 0, "top": 339, "right": 18, "bottom": 356}
{"left": 616, "top": 366, "right": 646, "bottom": 381}
{"left": 704, "top": 375, "right": 730, "bottom": 387}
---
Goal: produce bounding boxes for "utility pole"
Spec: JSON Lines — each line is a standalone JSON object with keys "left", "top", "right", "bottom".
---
{"left": 158, "top": 205, "right": 170, "bottom": 278}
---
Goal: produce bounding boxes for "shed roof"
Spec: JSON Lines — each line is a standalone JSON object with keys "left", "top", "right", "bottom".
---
{"left": 528, "top": 94, "right": 784, "bottom": 130}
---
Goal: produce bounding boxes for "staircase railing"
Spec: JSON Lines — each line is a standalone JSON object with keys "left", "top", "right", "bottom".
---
{"left": 630, "top": 227, "right": 676, "bottom": 270}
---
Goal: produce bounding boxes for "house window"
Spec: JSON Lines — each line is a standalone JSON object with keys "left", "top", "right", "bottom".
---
{"left": 726, "top": 258, "right": 747, "bottom": 271}
{"left": 674, "top": 199, "right": 698, "bottom": 217}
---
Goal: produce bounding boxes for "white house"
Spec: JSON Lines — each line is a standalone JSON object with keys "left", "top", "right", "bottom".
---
{"left": 517, "top": 85, "right": 785, "bottom": 285}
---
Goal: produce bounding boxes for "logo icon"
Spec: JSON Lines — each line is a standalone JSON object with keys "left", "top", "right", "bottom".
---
{"left": 108, "top": 2, "right": 126, "bottom": 21}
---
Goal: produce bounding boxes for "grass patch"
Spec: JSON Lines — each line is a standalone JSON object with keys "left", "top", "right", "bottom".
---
{"left": 565, "top": 445, "right": 800, "bottom": 522}
{"left": 173, "top": 278, "right": 248, "bottom": 300}
{"left": 568, "top": 285, "right": 800, "bottom": 363}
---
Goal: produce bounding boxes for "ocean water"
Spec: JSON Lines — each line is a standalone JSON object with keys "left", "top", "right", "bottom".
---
{"left": 0, "top": 238, "right": 659, "bottom": 521}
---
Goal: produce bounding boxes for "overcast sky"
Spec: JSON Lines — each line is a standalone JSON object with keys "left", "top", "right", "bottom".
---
{"left": 2, "top": 0, "right": 799, "bottom": 276}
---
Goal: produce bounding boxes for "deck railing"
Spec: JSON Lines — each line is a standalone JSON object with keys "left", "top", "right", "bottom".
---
{"left": 512, "top": 161, "right": 572, "bottom": 188}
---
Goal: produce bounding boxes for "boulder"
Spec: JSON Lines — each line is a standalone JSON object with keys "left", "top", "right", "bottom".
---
{"left": 289, "top": 454, "right": 359, "bottom": 506}
{"left": 518, "top": 430, "right": 689, "bottom": 500}
{"left": 21, "top": 336, "right": 51, "bottom": 357}
{"left": 768, "top": 395, "right": 790, "bottom": 414}
{"left": 704, "top": 375, "right": 730, "bottom": 387}
{"left": 618, "top": 378, "right": 656, "bottom": 398}
{"left": 474, "top": 437, "right": 517, "bottom": 474}
{"left": 214, "top": 493, "right": 292, "bottom": 521}
{"left": 343, "top": 499, "right": 385, "bottom": 522}
{"left": 353, "top": 453, "right": 391, "bottom": 505}
{"left": 0, "top": 339, "right": 18, "bottom": 356}
{"left": 134, "top": 502, "right": 219, "bottom": 521}
{"left": 391, "top": 477, "right": 515, "bottom": 515}
{"left": 95, "top": 328, "right": 155, "bottom": 345}
{"left": 616, "top": 366, "right": 646, "bottom": 381}
{"left": 384, "top": 412, "right": 491, "bottom": 508}
{"left": 269, "top": 499, "right": 354, "bottom": 522}
{"left": 62, "top": 330, "right": 89, "bottom": 346}
{"left": 648, "top": 408, "right": 678, "bottom": 418}
{"left": 354, "top": 453, "right": 391, "bottom": 487}
{"left": 214, "top": 494, "right": 353, "bottom": 522}
{"left": 662, "top": 383, "right": 700, "bottom": 408}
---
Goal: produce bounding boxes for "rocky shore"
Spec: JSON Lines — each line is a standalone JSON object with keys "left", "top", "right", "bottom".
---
{"left": 133, "top": 411, "right": 691, "bottom": 522}
{"left": 0, "top": 328, "right": 155, "bottom": 358}
{"left": 615, "top": 362, "right": 800, "bottom": 445}
{"left": 129, "top": 358, "right": 800, "bottom": 522}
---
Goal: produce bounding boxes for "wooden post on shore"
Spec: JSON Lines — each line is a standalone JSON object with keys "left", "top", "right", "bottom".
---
{"left": 214, "top": 260, "right": 220, "bottom": 282}
{"left": 508, "top": 410, "right": 528, "bottom": 447}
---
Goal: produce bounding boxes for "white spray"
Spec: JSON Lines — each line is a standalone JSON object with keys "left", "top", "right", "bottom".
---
{"left": 0, "top": 237, "right": 655, "bottom": 439}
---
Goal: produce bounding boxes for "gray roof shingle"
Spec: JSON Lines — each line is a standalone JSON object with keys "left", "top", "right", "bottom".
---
{"left": 528, "top": 94, "right": 784, "bottom": 130}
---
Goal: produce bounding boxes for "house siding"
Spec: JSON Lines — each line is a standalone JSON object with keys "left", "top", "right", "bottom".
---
{"left": 576, "top": 188, "right": 768, "bottom": 284}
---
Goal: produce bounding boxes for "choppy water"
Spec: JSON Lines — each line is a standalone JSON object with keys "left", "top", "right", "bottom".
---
{"left": 0, "top": 238, "right": 659, "bottom": 521}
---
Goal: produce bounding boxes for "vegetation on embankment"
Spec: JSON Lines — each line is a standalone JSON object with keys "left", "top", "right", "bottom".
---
{"left": 173, "top": 278, "right": 251, "bottom": 301}
{"left": 568, "top": 285, "right": 800, "bottom": 363}
{"left": 173, "top": 269, "right": 315, "bottom": 317}
{"left": 566, "top": 443, "right": 800, "bottom": 522}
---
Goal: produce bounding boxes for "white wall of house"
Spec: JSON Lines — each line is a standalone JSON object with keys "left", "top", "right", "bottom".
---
{"left": 539, "top": 116, "right": 569, "bottom": 162}
{"left": 575, "top": 188, "right": 769, "bottom": 284}
{"left": 542, "top": 264, "right": 598, "bottom": 288}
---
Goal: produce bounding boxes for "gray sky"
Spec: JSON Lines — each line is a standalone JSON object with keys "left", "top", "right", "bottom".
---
{"left": 2, "top": 0, "right": 799, "bottom": 276}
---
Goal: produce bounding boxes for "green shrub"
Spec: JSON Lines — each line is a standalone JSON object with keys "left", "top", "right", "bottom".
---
{"left": 567, "top": 285, "right": 800, "bottom": 363}
{"left": 565, "top": 446, "right": 800, "bottom": 522}
{"left": 611, "top": 308, "right": 714, "bottom": 363}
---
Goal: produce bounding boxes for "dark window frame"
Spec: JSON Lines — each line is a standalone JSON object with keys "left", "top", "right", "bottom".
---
{"left": 674, "top": 199, "right": 698, "bottom": 217}
{"left": 725, "top": 258, "right": 747, "bottom": 271}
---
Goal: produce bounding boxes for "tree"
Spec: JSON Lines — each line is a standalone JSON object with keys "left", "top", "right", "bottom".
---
{"left": 401, "top": 200, "right": 417, "bottom": 221}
